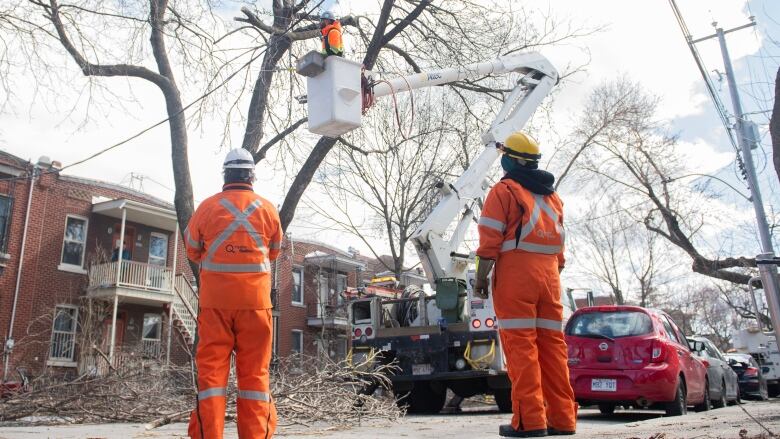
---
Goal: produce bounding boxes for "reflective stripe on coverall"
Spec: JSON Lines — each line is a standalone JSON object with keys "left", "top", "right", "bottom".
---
{"left": 477, "top": 179, "right": 577, "bottom": 433}
{"left": 186, "top": 182, "right": 282, "bottom": 439}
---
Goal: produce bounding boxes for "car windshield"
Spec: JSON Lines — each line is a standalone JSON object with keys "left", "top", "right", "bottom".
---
{"left": 567, "top": 311, "right": 652, "bottom": 339}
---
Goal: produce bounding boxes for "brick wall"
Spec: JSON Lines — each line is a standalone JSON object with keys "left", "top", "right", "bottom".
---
{"left": 0, "top": 155, "right": 194, "bottom": 378}
{"left": 0, "top": 150, "right": 393, "bottom": 377}
{"left": 271, "top": 238, "right": 379, "bottom": 359}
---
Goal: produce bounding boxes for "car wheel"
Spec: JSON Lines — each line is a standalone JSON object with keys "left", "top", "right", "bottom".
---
{"left": 694, "top": 378, "right": 711, "bottom": 412}
{"left": 759, "top": 383, "right": 769, "bottom": 401}
{"left": 666, "top": 379, "right": 687, "bottom": 417}
{"left": 712, "top": 380, "right": 727, "bottom": 409}
{"left": 598, "top": 404, "right": 616, "bottom": 415}
{"left": 769, "top": 384, "right": 780, "bottom": 398}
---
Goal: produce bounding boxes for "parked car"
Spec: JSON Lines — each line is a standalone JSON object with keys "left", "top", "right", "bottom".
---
{"left": 725, "top": 353, "right": 769, "bottom": 400}
{"left": 687, "top": 335, "right": 740, "bottom": 407}
{"left": 565, "top": 305, "right": 710, "bottom": 416}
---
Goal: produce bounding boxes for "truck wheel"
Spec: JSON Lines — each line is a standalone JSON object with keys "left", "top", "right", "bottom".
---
{"left": 494, "top": 388, "right": 512, "bottom": 413}
{"left": 397, "top": 381, "right": 446, "bottom": 414}
{"left": 694, "top": 379, "right": 711, "bottom": 412}
{"left": 598, "top": 404, "right": 616, "bottom": 415}
{"left": 712, "top": 380, "right": 727, "bottom": 409}
{"left": 665, "top": 379, "right": 687, "bottom": 417}
{"left": 768, "top": 383, "right": 780, "bottom": 398}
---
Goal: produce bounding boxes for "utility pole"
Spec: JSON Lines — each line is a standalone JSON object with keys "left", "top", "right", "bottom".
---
{"left": 681, "top": 11, "right": 780, "bottom": 344}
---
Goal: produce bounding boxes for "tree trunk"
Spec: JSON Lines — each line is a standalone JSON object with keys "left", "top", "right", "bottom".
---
{"left": 771, "top": 67, "right": 780, "bottom": 186}
{"left": 242, "top": 35, "right": 292, "bottom": 153}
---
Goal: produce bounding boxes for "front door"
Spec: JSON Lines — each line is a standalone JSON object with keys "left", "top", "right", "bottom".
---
{"left": 147, "top": 232, "right": 169, "bottom": 289}
{"left": 112, "top": 225, "right": 135, "bottom": 262}
{"left": 101, "top": 312, "right": 126, "bottom": 354}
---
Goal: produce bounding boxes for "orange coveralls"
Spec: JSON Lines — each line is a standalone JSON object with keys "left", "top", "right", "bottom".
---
{"left": 477, "top": 178, "right": 577, "bottom": 433}
{"left": 321, "top": 20, "right": 344, "bottom": 56}
{"left": 185, "top": 182, "right": 282, "bottom": 439}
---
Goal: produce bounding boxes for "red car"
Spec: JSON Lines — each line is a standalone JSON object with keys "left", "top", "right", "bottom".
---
{"left": 565, "top": 306, "right": 710, "bottom": 416}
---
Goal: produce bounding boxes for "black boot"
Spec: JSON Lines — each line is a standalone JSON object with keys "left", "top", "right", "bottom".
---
{"left": 547, "top": 426, "right": 575, "bottom": 436}
{"left": 499, "top": 424, "right": 548, "bottom": 437}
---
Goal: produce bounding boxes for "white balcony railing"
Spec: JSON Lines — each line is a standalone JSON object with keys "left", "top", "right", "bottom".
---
{"left": 88, "top": 260, "right": 173, "bottom": 293}
{"left": 141, "top": 338, "right": 162, "bottom": 359}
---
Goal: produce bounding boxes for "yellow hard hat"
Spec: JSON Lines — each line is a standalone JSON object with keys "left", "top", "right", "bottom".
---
{"left": 503, "top": 132, "right": 541, "bottom": 161}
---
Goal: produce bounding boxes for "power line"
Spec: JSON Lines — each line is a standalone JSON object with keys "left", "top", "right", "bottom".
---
{"left": 668, "top": 0, "right": 751, "bottom": 187}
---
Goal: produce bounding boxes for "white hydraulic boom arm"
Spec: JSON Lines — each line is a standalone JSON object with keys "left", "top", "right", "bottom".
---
{"left": 370, "top": 52, "right": 558, "bottom": 286}
{"left": 304, "top": 51, "right": 557, "bottom": 288}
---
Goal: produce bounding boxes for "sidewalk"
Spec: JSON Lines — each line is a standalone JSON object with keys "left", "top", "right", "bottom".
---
{"left": 0, "top": 400, "right": 777, "bottom": 438}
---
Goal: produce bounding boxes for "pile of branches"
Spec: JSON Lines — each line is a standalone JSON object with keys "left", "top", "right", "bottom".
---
{"left": 0, "top": 349, "right": 402, "bottom": 429}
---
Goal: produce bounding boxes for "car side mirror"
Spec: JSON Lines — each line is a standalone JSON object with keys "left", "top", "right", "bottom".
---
{"left": 689, "top": 341, "right": 705, "bottom": 352}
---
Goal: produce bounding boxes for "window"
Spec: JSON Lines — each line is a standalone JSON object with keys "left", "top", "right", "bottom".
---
{"left": 0, "top": 195, "right": 11, "bottom": 253}
{"left": 50, "top": 306, "right": 78, "bottom": 362}
{"left": 336, "top": 274, "right": 347, "bottom": 305}
{"left": 61, "top": 216, "right": 88, "bottom": 267}
{"left": 661, "top": 317, "right": 681, "bottom": 344}
{"left": 142, "top": 313, "right": 162, "bottom": 340}
{"left": 566, "top": 311, "right": 652, "bottom": 339}
{"left": 141, "top": 313, "right": 162, "bottom": 359}
{"left": 291, "top": 330, "right": 303, "bottom": 355}
{"left": 292, "top": 267, "right": 303, "bottom": 305}
{"left": 704, "top": 341, "right": 721, "bottom": 360}
{"left": 148, "top": 233, "right": 168, "bottom": 266}
{"left": 667, "top": 318, "right": 689, "bottom": 347}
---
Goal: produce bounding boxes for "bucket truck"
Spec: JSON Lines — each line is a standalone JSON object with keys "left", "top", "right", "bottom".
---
{"left": 298, "top": 51, "right": 558, "bottom": 412}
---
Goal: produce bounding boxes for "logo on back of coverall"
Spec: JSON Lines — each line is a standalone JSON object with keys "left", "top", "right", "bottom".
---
{"left": 535, "top": 229, "right": 556, "bottom": 240}
{"left": 225, "top": 244, "right": 257, "bottom": 254}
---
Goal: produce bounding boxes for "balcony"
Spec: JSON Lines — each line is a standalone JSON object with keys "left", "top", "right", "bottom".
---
{"left": 307, "top": 297, "right": 349, "bottom": 329}
{"left": 79, "top": 339, "right": 164, "bottom": 377}
{"left": 87, "top": 260, "right": 174, "bottom": 305}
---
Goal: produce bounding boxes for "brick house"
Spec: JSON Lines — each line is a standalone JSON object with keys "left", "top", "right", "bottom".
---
{"left": 270, "top": 237, "right": 371, "bottom": 360}
{"left": 0, "top": 152, "right": 196, "bottom": 382}
{"left": 0, "top": 148, "right": 427, "bottom": 382}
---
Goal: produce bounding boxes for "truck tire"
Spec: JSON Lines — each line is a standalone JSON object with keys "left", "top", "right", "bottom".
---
{"left": 494, "top": 388, "right": 512, "bottom": 413}
{"left": 768, "top": 383, "right": 780, "bottom": 398}
{"left": 665, "top": 379, "right": 687, "bottom": 417}
{"left": 397, "top": 381, "right": 446, "bottom": 414}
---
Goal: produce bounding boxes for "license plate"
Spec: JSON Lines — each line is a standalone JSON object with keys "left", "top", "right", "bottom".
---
{"left": 591, "top": 378, "right": 617, "bottom": 392}
{"left": 412, "top": 363, "right": 433, "bottom": 375}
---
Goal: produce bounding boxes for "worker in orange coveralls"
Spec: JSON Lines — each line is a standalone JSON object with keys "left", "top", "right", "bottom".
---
{"left": 474, "top": 132, "right": 577, "bottom": 438}
{"left": 320, "top": 10, "right": 344, "bottom": 57}
{"left": 186, "top": 148, "right": 282, "bottom": 439}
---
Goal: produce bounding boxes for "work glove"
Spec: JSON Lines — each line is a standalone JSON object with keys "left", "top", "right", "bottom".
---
{"left": 473, "top": 256, "right": 495, "bottom": 299}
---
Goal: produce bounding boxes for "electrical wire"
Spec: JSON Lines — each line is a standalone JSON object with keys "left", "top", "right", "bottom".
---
{"left": 668, "top": 0, "right": 750, "bottom": 186}
{"left": 371, "top": 76, "right": 416, "bottom": 140}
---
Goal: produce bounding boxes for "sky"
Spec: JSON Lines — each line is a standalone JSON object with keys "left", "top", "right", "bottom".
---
{"left": 0, "top": 0, "right": 778, "bottom": 273}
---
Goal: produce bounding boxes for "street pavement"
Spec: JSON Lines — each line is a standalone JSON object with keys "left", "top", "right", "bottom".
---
{"left": 0, "top": 400, "right": 777, "bottom": 438}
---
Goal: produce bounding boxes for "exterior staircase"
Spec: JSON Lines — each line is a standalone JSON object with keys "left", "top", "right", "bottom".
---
{"left": 172, "top": 274, "right": 198, "bottom": 344}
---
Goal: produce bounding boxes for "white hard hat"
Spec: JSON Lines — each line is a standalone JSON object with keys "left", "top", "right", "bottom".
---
{"left": 321, "top": 10, "right": 336, "bottom": 20}
{"left": 223, "top": 148, "right": 255, "bottom": 170}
